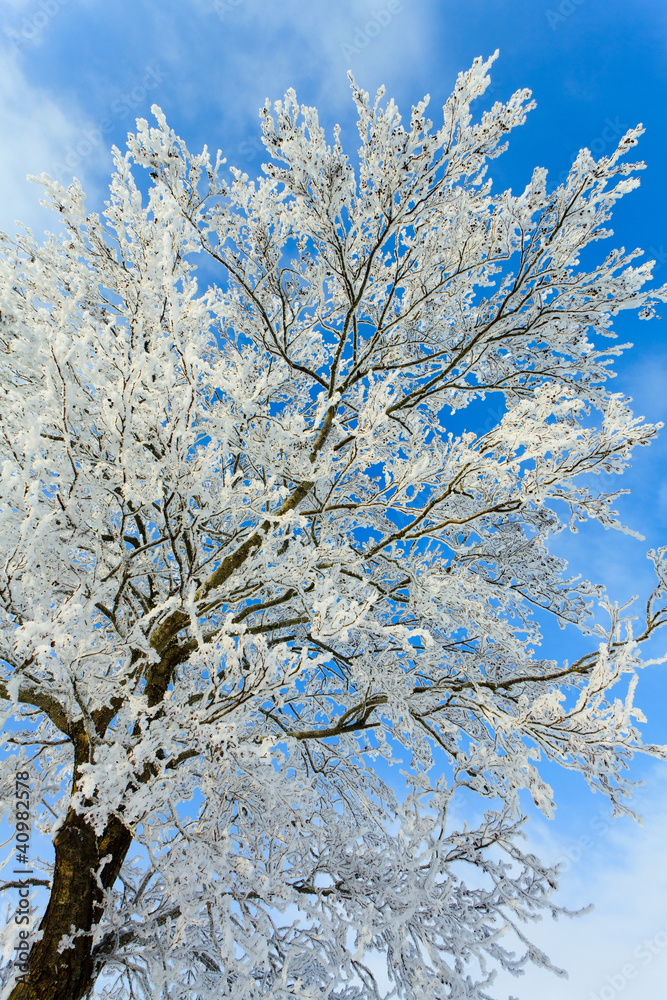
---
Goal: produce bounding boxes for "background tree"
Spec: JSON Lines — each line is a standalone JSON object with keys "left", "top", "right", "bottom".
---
{"left": 1, "top": 53, "right": 666, "bottom": 1000}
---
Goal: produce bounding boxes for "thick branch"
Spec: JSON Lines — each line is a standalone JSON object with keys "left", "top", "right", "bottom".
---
{"left": 0, "top": 679, "right": 70, "bottom": 735}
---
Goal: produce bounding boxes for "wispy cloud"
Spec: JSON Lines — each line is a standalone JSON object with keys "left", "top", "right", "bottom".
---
{"left": 0, "top": 54, "right": 83, "bottom": 235}
{"left": 186, "top": 0, "right": 436, "bottom": 159}
{"left": 493, "top": 769, "right": 667, "bottom": 999}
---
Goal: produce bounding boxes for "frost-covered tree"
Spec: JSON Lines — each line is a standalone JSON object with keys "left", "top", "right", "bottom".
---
{"left": 1, "top": 53, "right": 666, "bottom": 1000}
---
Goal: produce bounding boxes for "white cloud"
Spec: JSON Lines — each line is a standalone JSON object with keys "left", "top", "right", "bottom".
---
{"left": 0, "top": 48, "right": 167, "bottom": 238}
{"left": 0, "top": 52, "right": 91, "bottom": 237}
{"left": 620, "top": 350, "right": 667, "bottom": 423}
{"left": 186, "top": 0, "right": 438, "bottom": 140}
{"left": 492, "top": 769, "right": 667, "bottom": 999}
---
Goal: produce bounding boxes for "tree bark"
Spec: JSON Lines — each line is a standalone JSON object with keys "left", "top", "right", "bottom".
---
{"left": 7, "top": 809, "right": 132, "bottom": 1000}
{"left": 6, "top": 640, "right": 188, "bottom": 1000}
{"left": 6, "top": 715, "right": 134, "bottom": 1000}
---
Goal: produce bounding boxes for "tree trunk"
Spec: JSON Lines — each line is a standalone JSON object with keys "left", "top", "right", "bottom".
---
{"left": 8, "top": 809, "right": 132, "bottom": 1000}
{"left": 8, "top": 646, "right": 183, "bottom": 999}
{"left": 8, "top": 719, "right": 133, "bottom": 1000}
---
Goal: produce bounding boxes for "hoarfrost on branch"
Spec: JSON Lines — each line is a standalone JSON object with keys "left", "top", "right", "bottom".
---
{"left": 1, "top": 52, "right": 667, "bottom": 1000}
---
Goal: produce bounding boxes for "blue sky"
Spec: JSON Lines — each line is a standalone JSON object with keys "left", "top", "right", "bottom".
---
{"left": 1, "top": 1, "right": 666, "bottom": 996}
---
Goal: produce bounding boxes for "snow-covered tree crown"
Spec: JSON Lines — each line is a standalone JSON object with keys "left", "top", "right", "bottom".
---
{"left": 1, "top": 53, "right": 667, "bottom": 1000}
